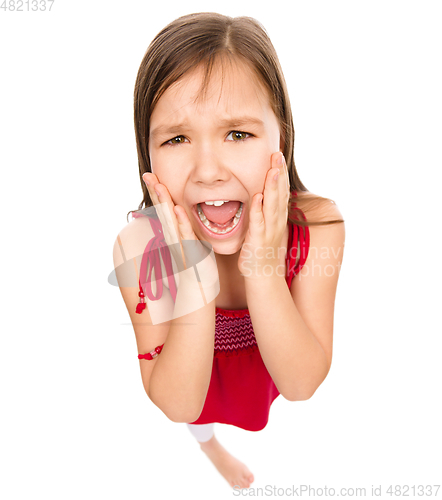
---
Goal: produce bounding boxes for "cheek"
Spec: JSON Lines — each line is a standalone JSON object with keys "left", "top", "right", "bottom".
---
{"left": 150, "top": 149, "right": 180, "bottom": 179}
{"left": 149, "top": 152, "right": 185, "bottom": 200}
{"left": 237, "top": 145, "right": 273, "bottom": 187}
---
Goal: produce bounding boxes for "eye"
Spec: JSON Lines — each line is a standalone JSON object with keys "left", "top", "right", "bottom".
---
{"left": 164, "top": 135, "right": 188, "bottom": 146}
{"left": 226, "top": 131, "right": 252, "bottom": 142}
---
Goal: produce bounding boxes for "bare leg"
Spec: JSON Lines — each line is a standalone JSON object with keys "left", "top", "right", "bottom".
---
{"left": 187, "top": 424, "right": 254, "bottom": 489}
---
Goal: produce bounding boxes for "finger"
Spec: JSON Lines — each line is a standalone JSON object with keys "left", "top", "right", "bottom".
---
{"left": 156, "top": 186, "right": 208, "bottom": 273}
{"left": 248, "top": 193, "right": 265, "bottom": 237}
{"left": 273, "top": 153, "right": 289, "bottom": 229}
{"left": 142, "top": 173, "right": 180, "bottom": 250}
{"left": 262, "top": 152, "right": 282, "bottom": 227}
{"left": 278, "top": 153, "right": 290, "bottom": 215}
{"left": 174, "top": 204, "right": 218, "bottom": 286}
{"left": 142, "top": 173, "right": 171, "bottom": 236}
{"left": 283, "top": 153, "right": 290, "bottom": 192}
{"left": 151, "top": 183, "right": 193, "bottom": 274}
{"left": 153, "top": 183, "right": 181, "bottom": 245}
{"left": 142, "top": 172, "right": 160, "bottom": 206}
{"left": 174, "top": 204, "right": 219, "bottom": 290}
{"left": 174, "top": 205, "right": 197, "bottom": 240}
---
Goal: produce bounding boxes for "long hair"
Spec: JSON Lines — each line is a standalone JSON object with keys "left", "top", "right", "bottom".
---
{"left": 129, "top": 12, "right": 344, "bottom": 228}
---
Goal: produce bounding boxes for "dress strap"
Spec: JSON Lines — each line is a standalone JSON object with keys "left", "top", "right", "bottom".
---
{"left": 286, "top": 192, "right": 310, "bottom": 288}
{"left": 131, "top": 212, "right": 177, "bottom": 314}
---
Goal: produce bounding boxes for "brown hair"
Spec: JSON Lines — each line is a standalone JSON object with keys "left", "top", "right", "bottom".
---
{"left": 129, "top": 12, "right": 344, "bottom": 228}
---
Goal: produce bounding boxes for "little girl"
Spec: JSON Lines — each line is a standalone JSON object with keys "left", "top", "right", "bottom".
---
{"left": 113, "top": 12, "right": 345, "bottom": 490}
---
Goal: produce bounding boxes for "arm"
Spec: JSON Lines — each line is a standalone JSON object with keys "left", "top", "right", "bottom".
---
{"left": 245, "top": 204, "right": 345, "bottom": 401}
{"left": 114, "top": 218, "right": 216, "bottom": 423}
{"left": 148, "top": 280, "right": 216, "bottom": 422}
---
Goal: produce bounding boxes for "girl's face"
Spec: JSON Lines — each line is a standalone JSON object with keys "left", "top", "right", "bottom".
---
{"left": 149, "top": 60, "right": 282, "bottom": 255}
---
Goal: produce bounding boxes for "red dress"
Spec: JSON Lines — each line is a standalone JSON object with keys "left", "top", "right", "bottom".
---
{"left": 132, "top": 193, "right": 310, "bottom": 432}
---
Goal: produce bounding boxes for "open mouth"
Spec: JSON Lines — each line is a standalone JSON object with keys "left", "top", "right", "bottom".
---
{"left": 193, "top": 201, "right": 244, "bottom": 236}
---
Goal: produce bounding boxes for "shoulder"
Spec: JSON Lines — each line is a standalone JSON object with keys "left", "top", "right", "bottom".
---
{"left": 302, "top": 191, "right": 345, "bottom": 253}
{"left": 113, "top": 214, "right": 156, "bottom": 269}
{"left": 112, "top": 213, "right": 175, "bottom": 294}
{"left": 291, "top": 191, "right": 345, "bottom": 282}
{"left": 293, "top": 190, "right": 345, "bottom": 225}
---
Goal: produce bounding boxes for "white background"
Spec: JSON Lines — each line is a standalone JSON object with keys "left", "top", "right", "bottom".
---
{"left": 1, "top": 0, "right": 441, "bottom": 498}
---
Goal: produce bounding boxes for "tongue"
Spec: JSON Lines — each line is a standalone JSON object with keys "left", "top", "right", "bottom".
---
{"left": 200, "top": 201, "right": 241, "bottom": 224}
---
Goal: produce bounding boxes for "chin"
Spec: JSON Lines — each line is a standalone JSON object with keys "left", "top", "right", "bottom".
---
{"left": 213, "top": 246, "right": 239, "bottom": 256}
{"left": 193, "top": 230, "right": 242, "bottom": 256}
{"left": 211, "top": 239, "right": 243, "bottom": 257}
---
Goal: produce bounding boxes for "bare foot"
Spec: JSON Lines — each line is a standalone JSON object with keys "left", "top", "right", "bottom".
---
{"left": 199, "top": 434, "right": 255, "bottom": 489}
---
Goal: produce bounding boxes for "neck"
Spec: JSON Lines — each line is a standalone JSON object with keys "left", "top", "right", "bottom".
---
{"left": 215, "top": 249, "right": 240, "bottom": 268}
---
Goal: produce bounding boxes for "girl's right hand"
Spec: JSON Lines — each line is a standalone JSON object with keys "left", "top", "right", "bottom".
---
{"left": 142, "top": 173, "right": 219, "bottom": 293}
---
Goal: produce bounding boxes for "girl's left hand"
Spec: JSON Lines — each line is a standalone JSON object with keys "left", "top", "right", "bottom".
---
{"left": 238, "top": 151, "right": 290, "bottom": 279}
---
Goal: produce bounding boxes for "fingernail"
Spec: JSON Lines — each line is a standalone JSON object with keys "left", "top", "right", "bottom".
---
{"left": 277, "top": 153, "right": 284, "bottom": 166}
{"left": 273, "top": 169, "right": 280, "bottom": 181}
{"left": 155, "top": 190, "right": 160, "bottom": 197}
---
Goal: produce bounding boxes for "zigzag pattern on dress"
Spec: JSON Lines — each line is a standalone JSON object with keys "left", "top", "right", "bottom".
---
{"left": 214, "top": 310, "right": 259, "bottom": 358}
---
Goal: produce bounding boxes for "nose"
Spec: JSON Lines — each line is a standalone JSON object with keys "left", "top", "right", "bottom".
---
{"left": 189, "top": 144, "right": 231, "bottom": 186}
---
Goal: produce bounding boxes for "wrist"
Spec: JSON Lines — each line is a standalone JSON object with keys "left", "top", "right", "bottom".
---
{"left": 176, "top": 267, "right": 220, "bottom": 305}
{"left": 240, "top": 261, "right": 287, "bottom": 282}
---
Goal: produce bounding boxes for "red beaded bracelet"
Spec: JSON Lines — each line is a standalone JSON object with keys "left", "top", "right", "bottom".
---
{"left": 138, "top": 344, "right": 165, "bottom": 360}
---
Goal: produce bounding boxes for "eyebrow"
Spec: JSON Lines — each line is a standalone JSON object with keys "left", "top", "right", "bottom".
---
{"left": 150, "top": 116, "right": 265, "bottom": 140}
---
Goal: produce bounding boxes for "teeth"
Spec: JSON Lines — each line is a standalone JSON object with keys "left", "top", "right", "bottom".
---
{"left": 197, "top": 203, "right": 243, "bottom": 234}
{"left": 204, "top": 200, "right": 230, "bottom": 206}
